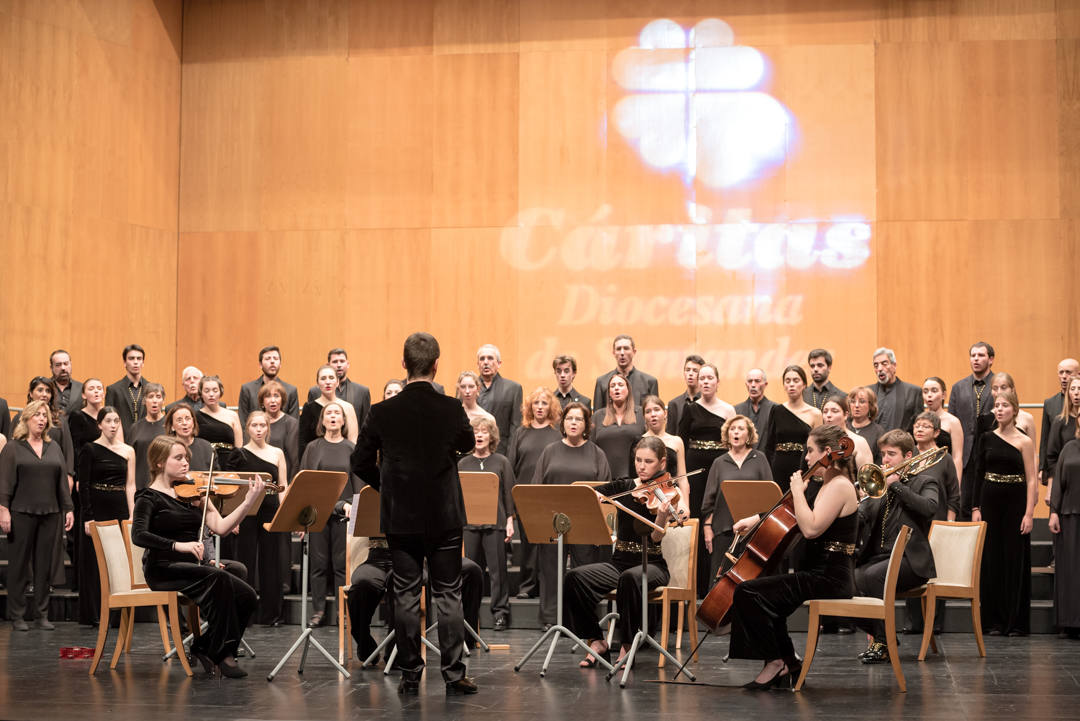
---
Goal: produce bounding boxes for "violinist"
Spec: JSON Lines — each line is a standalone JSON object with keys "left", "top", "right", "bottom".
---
{"left": 726, "top": 424, "right": 859, "bottom": 690}
{"left": 563, "top": 436, "right": 675, "bottom": 668}
{"left": 131, "top": 435, "right": 265, "bottom": 678}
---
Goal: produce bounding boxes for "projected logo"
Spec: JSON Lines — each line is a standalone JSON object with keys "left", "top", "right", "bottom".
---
{"left": 612, "top": 18, "right": 793, "bottom": 189}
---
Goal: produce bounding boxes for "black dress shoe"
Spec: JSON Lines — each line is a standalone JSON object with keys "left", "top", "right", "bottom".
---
{"left": 398, "top": 677, "right": 420, "bottom": 695}
{"left": 446, "top": 677, "right": 478, "bottom": 695}
{"left": 860, "top": 642, "right": 890, "bottom": 665}
{"left": 901, "top": 625, "right": 922, "bottom": 635}
{"left": 493, "top": 616, "right": 508, "bottom": 632}
{"left": 219, "top": 659, "right": 248, "bottom": 678}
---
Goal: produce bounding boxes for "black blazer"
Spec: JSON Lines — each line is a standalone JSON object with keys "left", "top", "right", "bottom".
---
{"left": 307, "top": 378, "right": 372, "bottom": 430}
{"left": 947, "top": 374, "right": 996, "bottom": 468}
{"left": 238, "top": 377, "right": 299, "bottom": 425}
{"left": 1041, "top": 392, "right": 1066, "bottom": 472}
{"left": 105, "top": 377, "right": 155, "bottom": 438}
{"left": 857, "top": 472, "right": 939, "bottom": 580}
{"left": 351, "top": 381, "right": 475, "bottom": 535}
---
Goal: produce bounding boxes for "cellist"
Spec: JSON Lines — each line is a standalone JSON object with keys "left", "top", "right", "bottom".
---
{"left": 726, "top": 424, "right": 859, "bottom": 690}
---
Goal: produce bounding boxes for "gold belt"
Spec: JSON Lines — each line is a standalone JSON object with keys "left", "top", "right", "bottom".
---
{"left": 776, "top": 442, "right": 805, "bottom": 452}
{"left": 211, "top": 442, "right": 234, "bottom": 451}
{"left": 89, "top": 483, "right": 125, "bottom": 492}
{"left": 369, "top": 538, "right": 389, "bottom": 549}
{"left": 822, "top": 541, "right": 856, "bottom": 556}
{"left": 614, "top": 540, "right": 663, "bottom": 556}
{"left": 689, "top": 440, "right": 724, "bottom": 450}
{"left": 986, "top": 472, "right": 1024, "bottom": 484}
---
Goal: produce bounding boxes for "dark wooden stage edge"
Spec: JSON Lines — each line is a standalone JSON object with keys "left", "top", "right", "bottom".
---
{"left": 1, "top": 626, "right": 1073, "bottom": 721}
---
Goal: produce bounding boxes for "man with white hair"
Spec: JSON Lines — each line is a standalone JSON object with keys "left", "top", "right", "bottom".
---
{"left": 735, "top": 368, "right": 776, "bottom": 449}
{"left": 870, "top": 347, "right": 922, "bottom": 433}
{"left": 476, "top": 344, "right": 522, "bottom": 455}
{"left": 165, "top": 366, "right": 204, "bottom": 413}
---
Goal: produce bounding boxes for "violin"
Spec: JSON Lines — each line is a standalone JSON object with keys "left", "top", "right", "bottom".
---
{"left": 629, "top": 472, "right": 685, "bottom": 524}
{"left": 172, "top": 471, "right": 280, "bottom": 500}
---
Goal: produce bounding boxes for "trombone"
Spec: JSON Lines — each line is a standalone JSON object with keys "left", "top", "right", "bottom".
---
{"left": 856, "top": 445, "right": 946, "bottom": 498}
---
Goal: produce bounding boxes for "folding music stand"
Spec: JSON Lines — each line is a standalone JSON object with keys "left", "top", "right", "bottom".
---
{"left": 721, "top": 480, "right": 783, "bottom": 523}
{"left": 512, "top": 484, "right": 617, "bottom": 676}
{"left": 265, "top": 470, "right": 350, "bottom": 681}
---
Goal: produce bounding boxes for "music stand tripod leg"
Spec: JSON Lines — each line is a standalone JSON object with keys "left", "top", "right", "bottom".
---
{"left": 363, "top": 629, "right": 394, "bottom": 669}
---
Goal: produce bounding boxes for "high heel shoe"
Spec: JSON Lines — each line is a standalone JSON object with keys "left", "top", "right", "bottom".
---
{"left": 218, "top": 658, "right": 248, "bottom": 679}
{"left": 579, "top": 642, "right": 610, "bottom": 668}
{"left": 742, "top": 663, "right": 792, "bottom": 691}
{"left": 190, "top": 651, "right": 217, "bottom": 677}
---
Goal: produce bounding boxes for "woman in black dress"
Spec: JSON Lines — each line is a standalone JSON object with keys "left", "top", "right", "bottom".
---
{"left": 727, "top": 423, "right": 860, "bottom": 689}
{"left": 132, "top": 435, "right": 264, "bottom": 678}
{"left": 971, "top": 390, "right": 1036, "bottom": 636}
{"left": 507, "top": 387, "right": 563, "bottom": 599}
{"left": 165, "top": 405, "right": 214, "bottom": 472}
{"left": 67, "top": 378, "right": 106, "bottom": 596}
{"left": 77, "top": 407, "right": 135, "bottom": 625}
{"left": 259, "top": 380, "right": 299, "bottom": 482}
{"left": 764, "top": 366, "right": 822, "bottom": 497}
{"left": 679, "top": 363, "right": 735, "bottom": 516}
{"left": 299, "top": 365, "right": 359, "bottom": 455}
{"left": 701, "top": 415, "right": 772, "bottom": 581}
{"left": 640, "top": 394, "right": 687, "bottom": 480}
{"left": 592, "top": 373, "right": 646, "bottom": 481}
{"left": 195, "top": 375, "right": 243, "bottom": 459}
{"left": 0, "top": 401, "right": 74, "bottom": 630}
{"left": 128, "top": 382, "right": 167, "bottom": 489}
{"left": 922, "top": 376, "right": 964, "bottom": 479}
{"left": 225, "top": 410, "right": 289, "bottom": 625}
{"left": 846, "top": 386, "right": 884, "bottom": 466}
{"left": 1050, "top": 432, "right": 1080, "bottom": 637}
{"left": 566, "top": 436, "right": 674, "bottom": 668}
{"left": 300, "top": 401, "right": 361, "bottom": 628}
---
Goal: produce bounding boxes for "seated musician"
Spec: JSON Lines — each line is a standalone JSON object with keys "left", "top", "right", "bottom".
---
{"left": 346, "top": 493, "right": 484, "bottom": 662}
{"left": 726, "top": 424, "right": 859, "bottom": 689}
{"left": 565, "top": 436, "right": 676, "bottom": 668}
{"left": 131, "top": 435, "right": 264, "bottom": 679}
{"left": 853, "top": 430, "right": 939, "bottom": 664}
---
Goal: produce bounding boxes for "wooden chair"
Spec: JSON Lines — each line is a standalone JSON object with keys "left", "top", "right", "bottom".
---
{"left": 87, "top": 520, "right": 192, "bottom": 676}
{"left": 796, "top": 525, "right": 912, "bottom": 692}
{"left": 903, "top": 520, "right": 988, "bottom": 661}
{"left": 338, "top": 534, "right": 369, "bottom": 664}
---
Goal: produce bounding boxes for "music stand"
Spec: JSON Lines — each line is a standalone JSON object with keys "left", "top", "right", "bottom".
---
{"left": 265, "top": 470, "right": 350, "bottom": 681}
{"left": 721, "top": 480, "right": 783, "bottom": 523}
{"left": 512, "top": 484, "right": 617, "bottom": 676}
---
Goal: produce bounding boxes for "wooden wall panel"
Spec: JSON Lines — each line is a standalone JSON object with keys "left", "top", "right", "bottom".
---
{"left": 1060, "top": 39, "right": 1080, "bottom": 218}
{"left": 433, "top": 0, "right": 519, "bottom": 54}
{"left": 877, "top": 0, "right": 1056, "bottom": 41}
{"left": 347, "top": 0, "right": 434, "bottom": 55}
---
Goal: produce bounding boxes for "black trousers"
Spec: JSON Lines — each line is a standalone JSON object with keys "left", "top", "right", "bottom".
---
{"left": 233, "top": 496, "right": 284, "bottom": 623}
{"left": 387, "top": 530, "right": 467, "bottom": 683}
{"left": 346, "top": 549, "right": 482, "bottom": 657}
{"left": 145, "top": 559, "right": 257, "bottom": 664}
{"left": 854, "top": 554, "right": 927, "bottom": 640}
{"left": 464, "top": 526, "right": 509, "bottom": 621}
{"left": 563, "top": 558, "right": 668, "bottom": 644}
{"left": 309, "top": 514, "right": 347, "bottom": 615}
{"left": 516, "top": 518, "right": 539, "bottom": 596}
{"left": 7, "top": 512, "right": 61, "bottom": 621}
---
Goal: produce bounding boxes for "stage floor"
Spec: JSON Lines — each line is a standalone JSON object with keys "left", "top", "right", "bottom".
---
{"left": 1, "top": 624, "right": 1076, "bottom": 721}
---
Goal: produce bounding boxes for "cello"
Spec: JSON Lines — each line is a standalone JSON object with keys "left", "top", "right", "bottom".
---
{"left": 695, "top": 435, "right": 855, "bottom": 632}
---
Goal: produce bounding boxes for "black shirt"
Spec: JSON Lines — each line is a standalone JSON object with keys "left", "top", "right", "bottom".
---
{"left": 0, "top": 439, "right": 73, "bottom": 514}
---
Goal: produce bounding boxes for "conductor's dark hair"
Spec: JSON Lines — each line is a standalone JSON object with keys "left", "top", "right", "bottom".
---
{"left": 403, "top": 333, "right": 440, "bottom": 378}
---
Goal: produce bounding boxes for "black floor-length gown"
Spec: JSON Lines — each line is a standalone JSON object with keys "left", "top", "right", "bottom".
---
{"left": 224, "top": 448, "right": 285, "bottom": 624}
{"left": 77, "top": 443, "right": 130, "bottom": 625}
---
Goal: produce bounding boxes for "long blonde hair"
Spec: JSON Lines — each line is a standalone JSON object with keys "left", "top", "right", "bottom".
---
{"left": 13, "top": 400, "right": 53, "bottom": 441}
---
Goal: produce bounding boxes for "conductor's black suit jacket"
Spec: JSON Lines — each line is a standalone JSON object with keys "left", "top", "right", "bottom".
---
{"left": 351, "top": 381, "right": 475, "bottom": 536}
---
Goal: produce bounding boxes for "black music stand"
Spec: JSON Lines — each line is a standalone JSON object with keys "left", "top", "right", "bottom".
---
{"left": 265, "top": 470, "right": 350, "bottom": 681}
{"left": 512, "top": 484, "right": 616, "bottom": 676}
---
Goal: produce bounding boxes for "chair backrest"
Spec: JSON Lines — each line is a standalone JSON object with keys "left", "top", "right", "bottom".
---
{"left": 881, "top": 524, "right": 912, "bottom": 606}
{"left": 120, "top": 520, "right": 149, "bottom": 588}
{"left": 660, "top": 518, "right": 699, "bottom": 595}
{"left": 927, "top": 520, "right": 987, "bottom": 587}
{"left": 90, "top": 520, "right": 133, "bottom": 596}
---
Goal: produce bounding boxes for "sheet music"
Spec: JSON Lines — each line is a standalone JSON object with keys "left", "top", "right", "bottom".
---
{"left": 346, "top": 492, "right": 361, "bottom": 538}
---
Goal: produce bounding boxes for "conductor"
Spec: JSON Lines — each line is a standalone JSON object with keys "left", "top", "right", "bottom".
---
{"left": 350, "top": 332, "right": 477, "bottom": 695}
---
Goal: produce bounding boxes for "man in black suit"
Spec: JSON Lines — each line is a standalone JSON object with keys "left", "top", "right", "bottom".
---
{"left": 552, "top": 354, "right": 591, "bottom": 410}
{"left": 948, "top": 341, "right": 996, "bottom": 519}
{"left": 804, "top": 348, "right": 844, "bottom": 412}
{"left": 1040, "top": 358, "right": 1079, "bottom": 480}
{"left": 237, "top": 345, "right": 299, "bottom": 424}
{"left": 105, "top": 344, "right": 153, "bottom": 439}
{"left": 854, "top": 430, "right": 939, "bottom": 664}
{"left": 870, "top": 347, "right": 922, "bottom": 433}
{"left": 351, "top": 332, "right": 477, "bottom": 695}
{"left": 735, "top": 367, "right": 776, "bottom": 450}
{"left": 665, "top": 354, "right": 704, "bottom": 434}
{"left": 307, "top": 348, "right": 371, "bottom": 430}
{"left": 476, "top": 344, "right": 522, "bottom": 455}
{"left": 49, "top": 349, "right": 83, "bottom": 413}
{"left": 593, "top": 334, "right": 659, "bottom": 409}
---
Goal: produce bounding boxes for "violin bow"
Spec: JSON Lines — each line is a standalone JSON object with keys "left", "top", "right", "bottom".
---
{"left": 196, "top": 450, "right": 216, "bottom": 555}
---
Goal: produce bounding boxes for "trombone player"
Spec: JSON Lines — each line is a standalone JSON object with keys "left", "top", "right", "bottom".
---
{"left": 853, "top": 430, "right": 941, "bottom": 664}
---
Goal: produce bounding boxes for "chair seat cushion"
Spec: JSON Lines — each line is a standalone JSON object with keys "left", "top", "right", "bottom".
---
{"left": 814, "top": 596, "right": 885, "bottom": 608}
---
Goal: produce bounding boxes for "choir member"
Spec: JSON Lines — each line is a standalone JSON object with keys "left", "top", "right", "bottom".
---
{"left": 870, "top": 348, "right": 922, "bottom": 432}
{"left": 164, "top": 404, "right": 214, "bottom": 472}
{"left": 457, "top": 370, "right": 495, "bottom": 425}
{"left": 476, "top": 344, "right": 523, "bottom": 455}
{"left": 195, "top": 375, "right": 243, "bottom": 457}
{"left": 28, "top": 376, "right": 75, "bottom": 587}
{"left": 922, "top": 376, "right": 965, "bottom": 479}
{"left": 76, "top": 407, "right": 135, "bottom": 625}
{"left": 132, "top": 435, "right": 263, "bottom": 678}
{"left": 593, "top": 334, "right": 659, "bottom": 409}
{"left": 701, "top": 415, "right": 772, "bottom": 580}
{"left": 820, "top": 395, "right": 873, "bottom": 472}
{"left": 164, "top": 366, "right": 204, "bottom": 413}
{"left": 1041, "top": 359, "right": 1079, "bottom": 482}
{"left": 382, "top": 379, "right": 404, "bottom": 399}
{"left": 764, "top": 365, "right": 822, "bottom": 494}
{"left": 846, "top": 386, "right": 884, "bottom": 466}
{"left": 458, "top": 417, "right": 516, "bottom": 631}
{"left": 665, "top": 354, "right": 704, "bottom": 435}
{"left": 299, "top": 365, "right": 359, "bottom": 453}
{"left": 49, "top": 349, "right": 83, "bottom": 413}
{"left": 552, "top": 355, "right": 591, "bottom": 410}
{"left": 306, "top": 348, "right": 371, "bottom": 430}
{"left": 67, "top": 378, "right": 106, "bottom": 594}
{"left": 990, "top": 372, "right": 1036, "bottom": 436}
{"left": 735, "top": 368, "right": 775, "bottom": 450}
{"left": 0, "top": 401, "right": 75, "bottom": 631}
{"left": 948, "top": 342, "right": 996, "bottom": 519}
{"left": 641, "top": 394, "right": 688, "bottom": 480}
{"left": 259, "top": 380, "right": 299, "bottom": 482}
{"left": 726, "top": 424, "right": 859, "bottom": 689}
{"left": 804, "top": 349, "right": 845, "bottom": 412}
{"left": 238, "top": 345, "right": 300, "bottom": 424}
{"left": 1049, "top": 424, "right": 1080, "bottom": 637}
{"left": 105, "top": 343, "right": 152, "bottom": 439}
{"left": 592, "top": 373, "right": 646, "bottom": 481}
{"left": 128, "top": 382, "right": 167, "bottom": 489}
{"left": 971, "top": 391, "right": 1036, "bottom": 636}
{"left": 1044, "top": 376, "right": 1080, "bottom": 494}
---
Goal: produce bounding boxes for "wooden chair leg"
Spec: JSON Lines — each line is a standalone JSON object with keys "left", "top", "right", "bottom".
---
{"left": 155, "top": 606, "right": 171, "bottom": 655}
{"left": 124, "top": 607, "right": 136, "bottom": 652}
{"left": 658, "top": 599, "right": 671, "bottom": 668}
{"left": 688, "top": 602, "right": 699, "bottom": 662}
{"left": 970, "top": 598, "right": 986, "bottom": 658}
{"left": 338, "top": 587, "right": 347, "bottom": 665}
{"left": 675, "top": 600, "right": 684, "bottom": 651}
{"left": 168, "top": 597, "right": 193, "bottom": 677}
{"left": 795, "top": 606, "right": 821, "bottom": 691}
{"left": 918, "top": 590, "right": 936, "bottom": 661}
{"left": 88, "top": 604, "right": 112, "bottom": 675}
{"left": 110, "top": 609, "right": 130, "bottom": 669}
{"left": 883, "top": 611, "right": 906, "bottom": 692}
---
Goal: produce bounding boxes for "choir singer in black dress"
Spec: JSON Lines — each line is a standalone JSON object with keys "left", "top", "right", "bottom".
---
{"left": 350, "top": 332, "right": 478, "bottom": 695}
{"left": 132, "top": 435, "right": 265, "bottom": 678}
